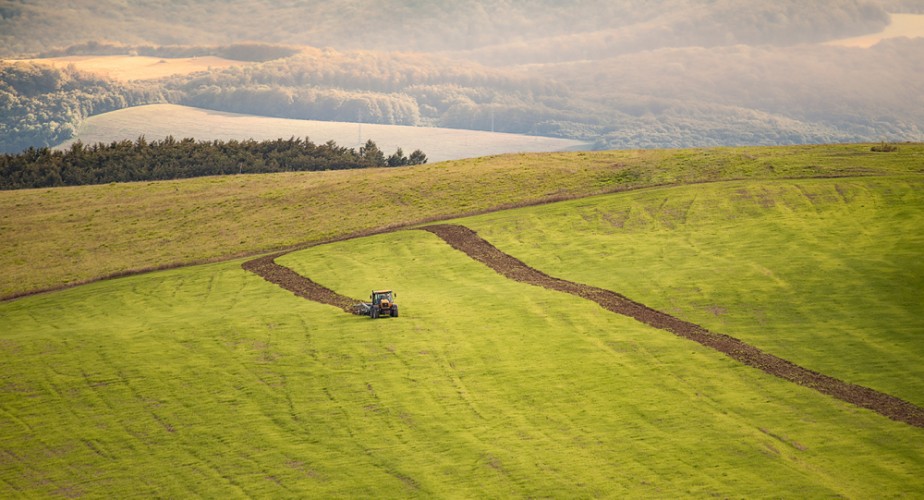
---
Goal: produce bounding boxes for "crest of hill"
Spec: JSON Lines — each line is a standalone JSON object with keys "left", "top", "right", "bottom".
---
{"left": 57, "top": 104, "right": 588, "bottom": 164}
{"left": 1, "top": 143, "right": 921, "bottom": 299}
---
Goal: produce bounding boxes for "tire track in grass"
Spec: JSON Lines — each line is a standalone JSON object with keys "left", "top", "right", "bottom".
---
{"left": 419, "top": 223, "right": 924, "bottom": 428}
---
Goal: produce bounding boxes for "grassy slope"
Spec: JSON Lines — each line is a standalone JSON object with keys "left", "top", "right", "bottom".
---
{"left": 281, "top": 231, "right": 924, "bottom": 495}
{"left": 2, "top": 143, "right": 922, "bottom": 299}
{"left": 56, "top": 104, "right": 589, "bottom": 163}
{"left": 1, "top": 230, "right": 921, "bottom": 497}
{"left": 459, "top": 177, "right": 924, "bottom": 407}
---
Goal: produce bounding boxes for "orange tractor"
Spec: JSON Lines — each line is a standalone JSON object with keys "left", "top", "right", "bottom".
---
{"left": 354, "top": 290, "right": 399, "bottom": 318}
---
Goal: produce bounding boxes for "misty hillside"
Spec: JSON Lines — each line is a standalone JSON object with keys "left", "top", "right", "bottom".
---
{"left": 1, "top": 0, "right": 923, "bottom": 153}
{"left": 0, "top": 0, "right": 915, "bottom": 59}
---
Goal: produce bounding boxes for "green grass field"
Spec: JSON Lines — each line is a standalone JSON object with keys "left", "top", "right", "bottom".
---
{"left": 2, "top": 144, "right": 923, "bottom": 496}
{"left": 3, "top": 143, "right": 922, "bottom": 299}
{"left": 1, "top": 227, "right": 922, "bottom": 497}
{"left": 460, "top": 176, "right": 924, "bottom": 407}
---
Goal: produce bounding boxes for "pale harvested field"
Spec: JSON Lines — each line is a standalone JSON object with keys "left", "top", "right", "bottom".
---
{"left": 827, "top": 13, "right": 924, "bottom": 48}
{"left": 57, "top": 104, "right": 590, "bottom": 162}
{"left": 10, "top": 55, "right": 246, "bottom": 81}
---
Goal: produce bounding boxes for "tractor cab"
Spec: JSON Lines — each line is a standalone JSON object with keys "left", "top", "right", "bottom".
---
{"left": 372, "top": 290, "right": 394, "bottom": 306}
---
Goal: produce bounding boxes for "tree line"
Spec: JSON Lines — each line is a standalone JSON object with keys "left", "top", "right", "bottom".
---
{"left": 0, "top": 136, "right": 426, "bottom": 190}
{"left": 162, "top": 47, "right": 566, "bottom": 129}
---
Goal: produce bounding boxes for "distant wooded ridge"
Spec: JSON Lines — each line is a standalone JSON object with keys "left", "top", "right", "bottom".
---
{"left": 0, "top": 136, "right": 426, "bottom": 190}
{"left": 4, "top": 37, "right": 923, "bottom": 155}
{"left": 0, "top": 55, "right": 588, "bottom": 154}
{"left": 2, "top": 0, "right": 918, "bottom": 58}
{"left": 1, "top": 1, "right": 922, "bottom": 154}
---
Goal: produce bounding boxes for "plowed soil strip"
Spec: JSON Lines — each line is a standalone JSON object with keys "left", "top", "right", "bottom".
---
{"left": 242, "top": 253, "right": 358, "bottom": 313}
{"left": 421, "top": 224, "right": 924, "bottom": 428}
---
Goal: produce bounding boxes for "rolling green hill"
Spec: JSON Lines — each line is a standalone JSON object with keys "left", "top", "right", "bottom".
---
{"left": 3, "top": 144, "right": 923, "bottom": 300}
{"left": 1, "top": 171, "right": 922, "bottom": 496}
{"left": 459, "top": 177, "right": 924, "bottom": 407}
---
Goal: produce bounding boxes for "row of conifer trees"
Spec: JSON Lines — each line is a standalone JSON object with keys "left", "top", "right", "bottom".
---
{"left": 0, "top": 136, "right": 426, "bottom": 190}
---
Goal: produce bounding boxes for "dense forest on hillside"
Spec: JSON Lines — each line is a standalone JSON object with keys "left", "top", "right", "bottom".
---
{"left": 1, "top": 0, "right": 922, "bottom": 154}
{"left": 0, "top": 51, "right": 601, "bottom": 153}
{"left": 0, "top": 137, "right": 426, "bottom": 189}
{"left": 451, "top": 1, "right": 894, "bottom": 65}
{"left": 0, "top": 62, "right": 167, "bottom": 153}
{"left": 162, "top": 48, "right": 586, "bottom": 132}
{"left": 4, "top": 34, "right": 922, "bottom": 152}
{"left": 540, "top": 38, "right": 924, "bottom": 147}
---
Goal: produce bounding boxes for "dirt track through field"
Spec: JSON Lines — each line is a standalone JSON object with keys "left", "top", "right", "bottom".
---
{"left": 242, "top": 225, "right": 924, "bottom": 428}
{"left": 419, "top": 224, "right": 924, "bottom": 428}
{"left": 242, "top": 253, "right": 358, "bottom": 313}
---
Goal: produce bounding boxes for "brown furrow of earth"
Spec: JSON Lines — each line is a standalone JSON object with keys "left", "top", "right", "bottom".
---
{"left": 241, "top": 253, "right": 358, "bottom": 313}
{"left": 240, "top": 223, "right": 923, "bottom": 428}
{"left": 418, "top": 223, "right": 924, "bottom": 428}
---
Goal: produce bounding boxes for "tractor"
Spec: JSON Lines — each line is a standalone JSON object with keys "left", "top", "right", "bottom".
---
{"left": 354, "top": 290, "right": 398, "bottom": 318}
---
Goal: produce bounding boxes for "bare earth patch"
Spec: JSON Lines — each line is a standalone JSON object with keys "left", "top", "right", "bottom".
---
{"left": 241, "top": 253, "right": 357, "bottom": 313}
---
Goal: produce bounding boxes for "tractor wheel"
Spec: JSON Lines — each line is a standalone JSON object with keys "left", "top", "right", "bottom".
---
{"left": 371, "top": 308, "right": 379, "bottom": 319}
{"left": 391, "top": 305, "right": 399, "bottom": 317}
